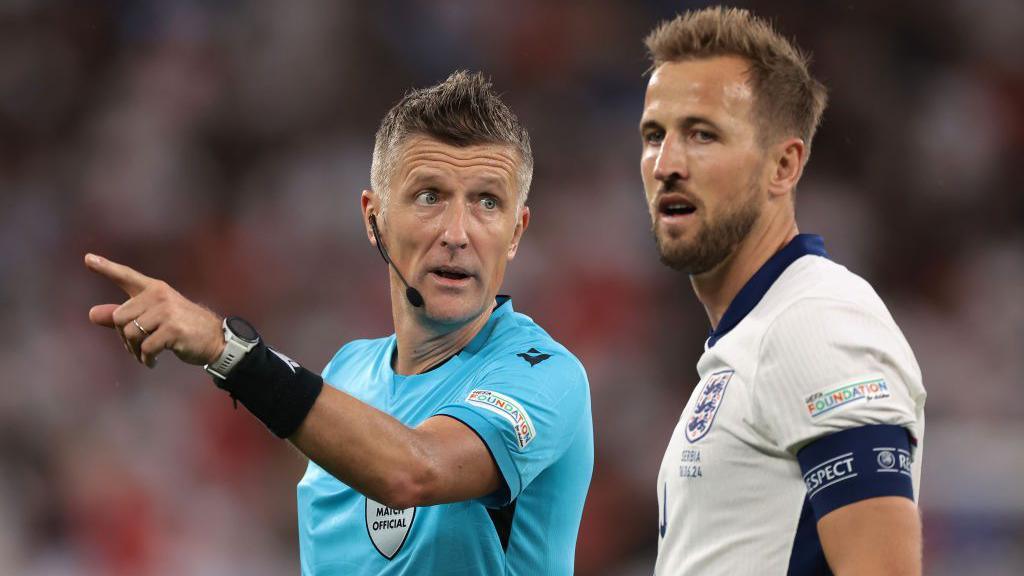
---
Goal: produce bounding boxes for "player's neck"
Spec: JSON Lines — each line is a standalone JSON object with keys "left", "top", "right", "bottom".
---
{"left": 391, "top": 301, "right": 492, "bottom": 376}
{"left": 691, "top": 215, "right": 798, "bottom": 330}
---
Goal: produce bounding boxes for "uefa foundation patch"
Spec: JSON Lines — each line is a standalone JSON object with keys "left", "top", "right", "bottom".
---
{"left": 805, "top": 375, "right": 891, "bottom": 419}
{"left": 466, "top": 390, "right": 536, "bottom": 448}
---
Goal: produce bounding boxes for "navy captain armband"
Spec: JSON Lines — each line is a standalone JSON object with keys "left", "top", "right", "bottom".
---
{"left": 213, "top": 342, "right": 323, "bottom": 439}
{"left": 797, "top": 424, "right": 915, "bottom": 521}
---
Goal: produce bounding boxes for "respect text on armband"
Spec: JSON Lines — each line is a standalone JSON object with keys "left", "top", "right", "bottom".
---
{"left": 803, "top": 453, "right": 856, "bottom": 498}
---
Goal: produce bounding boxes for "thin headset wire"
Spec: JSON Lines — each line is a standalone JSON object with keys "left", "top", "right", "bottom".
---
{"left": 369, "top": 215, "right": 412, "bottom": 287}
{"left": 369, "top": 216, "right": 390, "bottom": 264}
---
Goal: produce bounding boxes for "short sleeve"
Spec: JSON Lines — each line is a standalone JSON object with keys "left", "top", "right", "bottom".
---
{"left": 751, "top": 298, "right": 921, "bottom": 455}
{"left": 434, "top": 348, "right": 590, "bottom": 507}
{"left": 320, "top": 343, "right": 350, "bottom": 379}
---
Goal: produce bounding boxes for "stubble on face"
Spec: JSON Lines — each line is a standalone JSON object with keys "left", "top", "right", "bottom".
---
{"left": 653, "top": 176, "right": 763, "bottom": 275}
{"left": 640, "top": 57, "right": 771, "bottom": 278}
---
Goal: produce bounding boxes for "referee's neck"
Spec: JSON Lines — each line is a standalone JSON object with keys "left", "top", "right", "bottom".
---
{"left": 391, "top": 305, "right": 493, "bottom": 376}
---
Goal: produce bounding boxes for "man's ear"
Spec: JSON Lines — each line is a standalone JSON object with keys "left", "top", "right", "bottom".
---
{"left": 361, "top": 190, "right": 378, "bottom": 246}
{"left": 767, "top": 137, "right": 806, "bottom": 199}
{"left": 507, "top": 205, "right": 531, "bottom": 260}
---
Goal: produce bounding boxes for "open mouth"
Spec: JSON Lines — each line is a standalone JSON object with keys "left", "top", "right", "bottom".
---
{"left": 658, "top": 196, "right": 697, "bottom": 217}
{"left": 430, "top": 266, "right": 473, "bottom": 281}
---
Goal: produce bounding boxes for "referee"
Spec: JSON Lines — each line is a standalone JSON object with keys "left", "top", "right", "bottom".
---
{"left": 86, "top": 71, "right": 593, "bottom": 575}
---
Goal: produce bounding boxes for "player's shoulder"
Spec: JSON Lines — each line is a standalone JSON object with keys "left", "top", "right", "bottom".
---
{"left": 762, "top": 254, "right": 898, "bottom": 330}
{"left": 755, "top": 255, "right": 915, "bottom": 364}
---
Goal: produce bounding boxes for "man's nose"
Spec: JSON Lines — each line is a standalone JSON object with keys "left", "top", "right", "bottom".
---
{"left": 653, "top": 134, "right": 688, "bottom": 183}
{"left": 440, "top": 203, "right": 469, "bottom": 250}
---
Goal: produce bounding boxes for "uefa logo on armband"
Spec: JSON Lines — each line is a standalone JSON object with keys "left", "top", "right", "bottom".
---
{"left": 873, "top": 446, "right": 913, "bottom": 477}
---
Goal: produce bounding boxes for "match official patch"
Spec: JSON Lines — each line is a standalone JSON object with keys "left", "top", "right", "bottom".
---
{"left": 365, "top": 497, "right": 415, "bottom": 559}
{"left": 466, "top": 390, "right": 536, "bottom": 448}
{"left": 804, "top": 375, "right": 891, "bottom": 420}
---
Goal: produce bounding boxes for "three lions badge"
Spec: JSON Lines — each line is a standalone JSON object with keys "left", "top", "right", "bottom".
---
{"left": 685, "top": 370, "right": 734, "bottom": 443}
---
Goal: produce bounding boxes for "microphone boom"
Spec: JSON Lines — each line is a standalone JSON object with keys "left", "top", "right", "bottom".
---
{"left": 369, "top": 215, "right": 425, "bottom": 308}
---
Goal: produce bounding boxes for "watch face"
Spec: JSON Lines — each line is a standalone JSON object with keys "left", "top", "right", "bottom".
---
{"left": 226, "top": 317, "right": 259, "bottom": 343}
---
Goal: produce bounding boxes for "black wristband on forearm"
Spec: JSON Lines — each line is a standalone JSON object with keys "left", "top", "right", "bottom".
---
{"left": 213, "top": 342, "right": 324, "bottom": 439}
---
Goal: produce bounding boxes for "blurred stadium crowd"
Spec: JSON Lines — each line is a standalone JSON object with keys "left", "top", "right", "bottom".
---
{"left": 1, "top": 0, "right": 1022, "bottom": 574}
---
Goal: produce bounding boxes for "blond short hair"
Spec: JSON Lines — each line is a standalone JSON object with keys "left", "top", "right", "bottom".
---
{"left": 645, "top": 7, "right": 828, "bottom": 152}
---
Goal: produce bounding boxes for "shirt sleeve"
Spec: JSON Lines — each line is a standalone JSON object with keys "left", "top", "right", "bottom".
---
{"left": 434, "top": 347, "right": 590, "bottom": 507}
{"left": 750, "top": 297, "right": 922, "bottom": 455}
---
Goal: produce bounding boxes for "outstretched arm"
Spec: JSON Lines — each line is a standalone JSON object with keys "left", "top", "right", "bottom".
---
{"left": 292, "top": 389, "right": 500, "bottom": 509}
{"left": 84, "top": 253, "right": 500, "bottom": 509}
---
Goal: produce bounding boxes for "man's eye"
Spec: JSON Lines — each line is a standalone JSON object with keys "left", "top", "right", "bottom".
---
{"left": 644, "top": 130, "right": 664, "bottom": 145}
{"left": 416, "top": 191, "right": 439, "bottom": 205}
{"left": 480, "top": 197, "right": 498, "bottom": 210}
{"left": 692, "top": 130, "right": 716, "bottom": 143}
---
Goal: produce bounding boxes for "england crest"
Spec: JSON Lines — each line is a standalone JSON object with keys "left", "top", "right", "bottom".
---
{"left": 685, "top": 369, "right": 734, "bottom": 443}
{"left": 366, "top": 497, "right": 416, "bottom": 559}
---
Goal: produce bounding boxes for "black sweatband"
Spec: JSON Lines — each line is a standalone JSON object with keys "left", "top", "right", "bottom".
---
{"left": 213, "top": 342, "right": 324, "bottom": 438}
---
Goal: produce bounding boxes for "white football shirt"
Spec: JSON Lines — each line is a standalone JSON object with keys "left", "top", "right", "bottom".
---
{"left": 655, "top": 235, "right": 925, "bottom": 576}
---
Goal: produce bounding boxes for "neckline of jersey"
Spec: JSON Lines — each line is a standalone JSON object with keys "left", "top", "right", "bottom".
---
{"left": 390, "top": 295, "right": 514, "bottom": 383}
{"left": 706, "top": 234, "right": 829, "bottom": 349}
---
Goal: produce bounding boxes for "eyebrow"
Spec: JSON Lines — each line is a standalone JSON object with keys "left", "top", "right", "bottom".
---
{"left": 470, "top": 174, "right": 509, "bottom": 189}
{"left": 639, "top": 115, "right": 722, "bottom": 134}
{"left": 402, "top": 168, "right": 445, "bottom": 187}
{"left": 403, "top": 169, "right": 511, "bottom": 193}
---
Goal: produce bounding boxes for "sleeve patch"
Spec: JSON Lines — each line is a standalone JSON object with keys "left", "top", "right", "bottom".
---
{"left": 797, "top": 424, "right": 915, "bottom": 520}
{"left": 804, "top": 375, "right": 891, "bottom": 420}
{"left": 466, "top": 390, "right": 536, "bottom": 448}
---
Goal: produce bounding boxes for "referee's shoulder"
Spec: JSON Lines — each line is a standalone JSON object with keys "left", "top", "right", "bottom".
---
{"left": 323, "top": 336, "right": 393, "bottom": 372}
{"left": 485, "top": 313, "right": 588, "bottom": 385}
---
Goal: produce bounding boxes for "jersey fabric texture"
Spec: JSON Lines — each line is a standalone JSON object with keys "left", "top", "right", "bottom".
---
{"left": 297, "top": 297, "right": 593, "bottom": 575}
{"left": 655, "top": 235, "right": 926, "bottom": 576}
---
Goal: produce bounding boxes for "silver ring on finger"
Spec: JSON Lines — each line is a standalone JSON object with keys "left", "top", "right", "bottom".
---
{"left": 132, "top": 318, "right": 150, "bottom": 337}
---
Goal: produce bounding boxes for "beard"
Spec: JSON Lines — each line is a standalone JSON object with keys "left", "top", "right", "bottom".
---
{"left": 654, "top": 194, "right": 761, "bottom": 275}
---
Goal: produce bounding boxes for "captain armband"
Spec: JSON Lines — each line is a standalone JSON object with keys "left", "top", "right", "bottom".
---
{"left": 796, "top": 424, "right": 916, "bottom": 521}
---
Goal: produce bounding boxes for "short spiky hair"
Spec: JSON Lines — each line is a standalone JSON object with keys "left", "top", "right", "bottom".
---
{"left": 645, "top": 7, "right": 828, "bottom": 153}
{"left": 370, "top": 71, "right": 533, "bottom": 212}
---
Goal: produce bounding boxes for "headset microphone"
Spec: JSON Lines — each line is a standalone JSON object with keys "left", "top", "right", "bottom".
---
{"left": 369, "top": 214, "right": 425, "bottom": 308}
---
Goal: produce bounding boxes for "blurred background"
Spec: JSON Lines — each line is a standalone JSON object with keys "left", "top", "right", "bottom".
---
{"left": 1, "top": 0, "right": 1022, "bottom": 574}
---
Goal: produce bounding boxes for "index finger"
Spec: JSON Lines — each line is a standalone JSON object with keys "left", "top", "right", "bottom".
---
{"left": 84, "top": 253, "right": 153, "bottom": 296}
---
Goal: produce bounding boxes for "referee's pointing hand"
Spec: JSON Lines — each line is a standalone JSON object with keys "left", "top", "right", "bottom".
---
{"left": 85, "top": 253, "right": 224, "bottom": 369}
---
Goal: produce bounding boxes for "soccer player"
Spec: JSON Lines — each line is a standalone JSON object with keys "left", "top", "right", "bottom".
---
{"left": 638, "top": 8, "right": 926, "bottom": 575}
{"left": 85, "top": 71, "right": 593, "bottom": 575}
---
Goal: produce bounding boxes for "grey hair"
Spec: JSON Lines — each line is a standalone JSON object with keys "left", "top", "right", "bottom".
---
{"left": 370, "top": 71, "right": 533, "bottom": 214}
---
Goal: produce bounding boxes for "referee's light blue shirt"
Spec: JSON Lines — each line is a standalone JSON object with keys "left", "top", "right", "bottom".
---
{"left": 297, "top": 297, "right": 593, "bottom": 575}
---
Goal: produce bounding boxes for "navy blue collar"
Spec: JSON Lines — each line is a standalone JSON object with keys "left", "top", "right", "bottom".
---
{"left": 707, "top": 234, "right": 829, "bottom": 348}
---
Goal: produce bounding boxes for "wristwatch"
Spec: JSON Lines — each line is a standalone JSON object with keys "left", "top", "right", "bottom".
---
{"left": 204, "top": 317, "right": 260, "bottom": 380}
